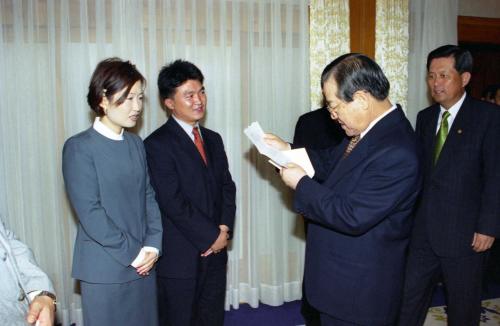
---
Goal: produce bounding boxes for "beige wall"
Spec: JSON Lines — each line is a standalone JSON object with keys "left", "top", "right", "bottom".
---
{"left": 459, "top": 0, "right": 500, "bottom": 18}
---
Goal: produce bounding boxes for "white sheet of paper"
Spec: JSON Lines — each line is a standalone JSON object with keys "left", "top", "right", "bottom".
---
{"left": 282, "top": 148, "right": 315, "bottom": 178}
{"left": 243, "top": 121, "right": 289, "bottom": 166}
{"left": 244, "top": 121, "right": 315, "bottom": 178}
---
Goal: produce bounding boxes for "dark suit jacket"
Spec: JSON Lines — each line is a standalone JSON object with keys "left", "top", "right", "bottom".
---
{"left": 411, "top": 96, "right": 500, "bottom": 257}
{"left": 144, "top": 118, "right": 236, "bottom": 278}
{"left": 294, "top": 107, "right": 421, "bottom": 325}
{"left": 293, "top": 107, "right": 345, "bottom": 150}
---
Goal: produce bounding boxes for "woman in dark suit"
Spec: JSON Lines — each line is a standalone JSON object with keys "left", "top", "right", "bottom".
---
{"left": 62, "top": 58, "right": 162, "bottom": 325}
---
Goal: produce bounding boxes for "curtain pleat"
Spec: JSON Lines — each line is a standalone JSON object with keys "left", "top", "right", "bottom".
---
{"left": 406, "top": 0, "right": 458, "bottom": 125}
{"left": 0, "top": 0, "right": 309, "bottom": 323}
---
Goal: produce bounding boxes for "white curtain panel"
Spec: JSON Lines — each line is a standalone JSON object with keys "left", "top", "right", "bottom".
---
{"left": 407, "top": 0, "right": 458, "bottom": 126}
{"left": 0, "top": 0, "right": 310, "bottom": 324}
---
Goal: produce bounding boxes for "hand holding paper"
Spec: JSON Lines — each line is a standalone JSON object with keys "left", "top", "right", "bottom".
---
{"left": 261, "top": 133, "right": 290, "bottom": 151}
{"left": 244, "top": 121, "right": 315, "bottom": 178}
{"left": 244, "top": 122, "right": 289, "bottom": 166}
{"left": 280, "top": 162, "right": 308, "bottom": 190}
{"left": 280, "top": 147, "right": 314, "bottom": 178}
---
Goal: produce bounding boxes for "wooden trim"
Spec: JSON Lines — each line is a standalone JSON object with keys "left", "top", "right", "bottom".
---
{"left": 349, "top": 0, "right": 376, "bottom": 58}
{"left": 458, "top": 16, "right": 500, "bottom": 45}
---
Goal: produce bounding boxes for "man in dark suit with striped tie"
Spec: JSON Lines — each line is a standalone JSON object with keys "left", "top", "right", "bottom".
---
{"left": 265, "top": 53, "right": 422, "bottom": 325}
{"left": 398, "top": 45, "right": 500, "bottom": 326}
{"left": 145, "top": 60, "right": 236, "bottom": 326}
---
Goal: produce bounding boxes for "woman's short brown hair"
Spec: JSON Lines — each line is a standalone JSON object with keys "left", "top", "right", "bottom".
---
{"left": 87, "top": 58, "right": 145, "bottom": 116}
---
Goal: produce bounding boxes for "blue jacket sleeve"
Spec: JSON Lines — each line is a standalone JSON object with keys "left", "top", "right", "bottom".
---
{"left": 294, "top": 146, "right": 420, "bottom": 235}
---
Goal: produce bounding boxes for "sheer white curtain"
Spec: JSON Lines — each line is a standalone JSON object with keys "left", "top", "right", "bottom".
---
{"left": 407, "top": 0, "right": 458, "bottom": 125}
{"left": 0, "top": 0, "right": 309, "bottom": 324}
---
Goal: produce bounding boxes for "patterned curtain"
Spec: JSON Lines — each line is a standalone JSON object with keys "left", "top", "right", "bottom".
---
{"left": 309, "top": 0, "right": 350, "bottom": 109}
{"left": 375, "top": 0, "right": 409, "bottom": 112}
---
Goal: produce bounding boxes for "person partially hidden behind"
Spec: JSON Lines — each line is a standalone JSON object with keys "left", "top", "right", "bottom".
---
{"left": 145, "top": 60, "right": 236, "bottom": 326}
{"left": 293, "top": 101, "right": 345, "bottom": 326}
{"left": 481, "top": 84, "right": 500, "bottom": 106}
{"left": 398, "top": 45, "right": 500, "bottom": 326}
{"left": 0, "top": 216, "right": 56, "bottom": 326}
{"left": 264, "top": 53, "right": 421, "bottom": 325}
{"left": 293, "top": 101, "right": 345, "bottom": 155}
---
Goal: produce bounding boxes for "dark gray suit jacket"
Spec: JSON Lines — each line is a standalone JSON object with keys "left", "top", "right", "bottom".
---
{"left": 412, "top": 96, "right": 500, "bottom": 257}
{"left": 63, "top": 128, "right": 163, "bottom": 283}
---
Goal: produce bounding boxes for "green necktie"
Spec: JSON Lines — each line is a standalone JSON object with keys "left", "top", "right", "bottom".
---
{"left": 433, "top": 110, "right": 451, "bottom": 164}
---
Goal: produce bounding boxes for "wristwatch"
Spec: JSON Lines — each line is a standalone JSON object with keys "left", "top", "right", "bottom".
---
{"left": 35, "top": 291, "right": 57, "bottom": 311}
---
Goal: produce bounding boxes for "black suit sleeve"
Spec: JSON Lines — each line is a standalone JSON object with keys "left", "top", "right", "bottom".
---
{"left": 293, "top": 115, "right": 307, "bottom": 148}
{"left": 293, "top": 113, "right": 335, "bottom": 181}
{"left": 214, "top": 133, "right": 237, "bottom": 233}
{"left": 477, "top": 110, "right": 500, "bottom": 237}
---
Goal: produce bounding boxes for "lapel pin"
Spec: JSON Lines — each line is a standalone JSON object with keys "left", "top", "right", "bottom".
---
{"left": 457, "top": 129, "right": 463, "bottom": 134}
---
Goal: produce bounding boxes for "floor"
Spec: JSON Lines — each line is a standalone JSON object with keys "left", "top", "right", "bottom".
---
{"left": 224, "top": 282, "right": 500, "bottom": 326}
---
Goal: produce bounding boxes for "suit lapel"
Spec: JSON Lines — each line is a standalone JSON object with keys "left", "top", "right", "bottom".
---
{"left": 328, "top": 138, "right": 369, "bottom": 185}
{"left": 199, "top": 126, "right": 214, "bottom": 166}
{"left": 326, "top": 138, "right": 349, "bottom": 176}
{"left": 433, "top": 97, "right": 471, "bottom": 172}
{"left": 420, "top": 105, "right": 440, "bottom": 174}
{"left": 167, "top": 118, "right": 208, "bottom": 168}
{"left": 197, "top": 126, "right": 216, "bottom": 217}
{"left": 328, "top": 106, "right": 406, "bottom": 186}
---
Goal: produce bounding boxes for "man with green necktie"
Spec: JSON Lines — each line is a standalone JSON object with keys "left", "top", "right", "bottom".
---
{"left": 398, "top": 45, "right": 500, "bottom": 326}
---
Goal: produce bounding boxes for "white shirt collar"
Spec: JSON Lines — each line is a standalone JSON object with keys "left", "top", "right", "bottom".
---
{"left": 436, "top": 92, "right": 466, "bottom": 132}
{"left": 360, "top": 104, "right": 397, "bottom": 139}
{"left": 171, "top": 115, "right": 201, "bottom": 142}
{"left": 93, "top": 117, "right": 124, "bottom": 140}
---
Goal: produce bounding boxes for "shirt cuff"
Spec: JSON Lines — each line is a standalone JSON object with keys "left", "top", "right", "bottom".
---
{"left": 28, "top": 290, "right": 42, "bottom": 302}
{"left": 219, "top": 225, "right": 230, "bottom": 232}
{"left": 131, "top": 247, "right": 159, "bottom": 267}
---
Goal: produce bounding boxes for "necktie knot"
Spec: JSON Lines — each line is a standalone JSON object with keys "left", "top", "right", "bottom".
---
{"left": 192, "top": 126, "right": 201, "bottom": 139}
{"left": 442, "top": 110, "right": 450, "bottom": 122}
{"left": 193, "top": 127, "right": 207, "bottom": 165}
{"left": 343, "top": 135, "right": 361, "bottom": 158}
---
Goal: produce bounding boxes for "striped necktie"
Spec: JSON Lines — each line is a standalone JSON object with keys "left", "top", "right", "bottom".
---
{"left": 343, "top": 135, "right": 361, "bottom": 159}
